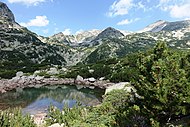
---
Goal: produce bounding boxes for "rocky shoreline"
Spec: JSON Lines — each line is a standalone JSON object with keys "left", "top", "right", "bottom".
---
{"left": 0, "top": 72, "right": 131, "bottom": 127}
{"left": 0, "top": 73, "right": 114, "bottom": 93}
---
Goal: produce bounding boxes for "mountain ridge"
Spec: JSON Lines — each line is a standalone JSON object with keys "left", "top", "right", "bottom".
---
{"left": 1, "top": 1, "right": 190, "bottom": 67}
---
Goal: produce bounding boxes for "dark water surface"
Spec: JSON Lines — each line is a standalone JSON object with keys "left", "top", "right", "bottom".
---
{"left": 0, "top": 85, "right": 104, "bottom": 114}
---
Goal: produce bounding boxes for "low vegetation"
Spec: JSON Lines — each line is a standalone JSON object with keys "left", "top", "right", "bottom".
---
{"left": 0, "top": 108, "right": 36, "bottom": 127}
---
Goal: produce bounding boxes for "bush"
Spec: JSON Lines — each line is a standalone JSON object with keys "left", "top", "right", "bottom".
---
{"left": 0, "top": 108, "right": 36, "bottom": 127}
{"left": 110, "top": 67, "right": 139, "bottom": 82}
{"left": 0, "top": 70, "right": 16, "bottom": 79}
{"left": 46, "top": 90, "right": 150, "bottom": 127}
{"left": 134, "top": 42, "right": 190, "bottom": 125}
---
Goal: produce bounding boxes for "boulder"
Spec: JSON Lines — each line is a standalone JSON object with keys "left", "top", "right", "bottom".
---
{"left": 34, "top": 70, "right": 41, "bottom": 75}
{"left": 28, "top": 75, "right": 35, "bottom": 79}
{"left": 76, "top": 75, "right": 83, "bottom": 81}
{"left": 105, "top": 82, "right": 131, "bottom": 94}
{"left": 18, "top": 76, "right": 26, "bottom": 84}
{"left": 47, "top": 68, "right": 59, "bottom": 75}
{"left": 61, "top": 67, "right": 67, "bottom": 72}
{"left": 99, "top": 77, "right": 105, "bottom": 81}
{"left": 88, "top": 77, "right": 96, "bottom": 82}
{"left": 49, "top": 123, "right": 64, "bottom": 127}
{"left": 16, "top": 71, "right": 24, "bottom": 77}
{"left": 35, "top": 76, "right": 44, "bottom": 81}
{"left": 10, "top": 76, "right": 20, "bottom": 83}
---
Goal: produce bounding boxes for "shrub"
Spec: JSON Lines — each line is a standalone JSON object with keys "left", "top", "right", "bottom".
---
{"left": 0, "top": 108, "right": 36, "bottom": 127}
{"left": 134, "top": 42, "right": 190, "bottom": 125}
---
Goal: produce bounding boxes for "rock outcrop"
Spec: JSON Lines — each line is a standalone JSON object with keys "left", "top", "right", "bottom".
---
{"left": 0, "top": 2, "right": 14, "bottom": 21}
{"left": 0, "top": 75, "right": 114, "bottom": 93}
{"left": 0, "top": 2, "right": 22, "bottom": 29}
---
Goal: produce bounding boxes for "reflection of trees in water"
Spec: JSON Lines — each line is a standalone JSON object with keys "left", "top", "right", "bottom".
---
{"left": 0, "top": 85, "right": 104, "bottom": 110}
{"left": 0, "top": 87, "right": 48, "bottom": 109}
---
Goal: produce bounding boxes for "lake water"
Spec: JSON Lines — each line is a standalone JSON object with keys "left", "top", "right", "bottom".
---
{"left": 0, "top": 85, "right": 104, "bottom": 114}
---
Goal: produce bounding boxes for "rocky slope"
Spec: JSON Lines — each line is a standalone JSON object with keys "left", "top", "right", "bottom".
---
{"left": 139, "top": 20, "right": 190, "bottom": 33}
{"left": 0, "top": 2, "right": 67, "bottom": 66}
{"left": 0, "top": 2, "right": 21, "bottom": 29}
{"left": 1, "top": 1, "right": 190, "bottom": 68}
{"left": 39, "top": 29, "right": 102, "bottom": 46}
{"left": 40, "top": 19, "right": 190, "bottom": 64}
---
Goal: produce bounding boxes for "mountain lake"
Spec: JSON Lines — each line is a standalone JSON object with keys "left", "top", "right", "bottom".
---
{"left": 0, "top": 85, "right": 104, "bottom": 115}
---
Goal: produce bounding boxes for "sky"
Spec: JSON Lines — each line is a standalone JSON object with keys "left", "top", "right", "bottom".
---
{"left": 1, "top": 0, "right": 190, "bottom": 36}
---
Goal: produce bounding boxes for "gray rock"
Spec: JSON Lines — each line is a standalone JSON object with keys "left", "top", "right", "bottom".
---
{"left": 16, "top": 71, "right": 24, "bottom": 77}
{"left": 61, "top": 67, "right": 67, "bottom": 72}
{"left": 11, "top": 76, "right": 20, "bottom": 82}
{"left": 99, "top": 77, "right": 105, "bottom": 81}
{"left": 0, "top": 2, "right": 15, "bottom": 22}
{"left": 35, "top": 76, "right": 44, "bottom": 81}
{"left": 76, "top": 75, "right": 83, "bottom": 81}
{"left": 105, "top": 82, "right": 130, "bottom": 94}
{"left": 28, "top": 75, "right": 35, "bottom": 80}
{"left": 49, "top": 123, "right": 64, "bottom": 127}
{"left": 88, "top": 77, "right": 96, "bottom": 82}
{"left": 18, "top": 76, "right": 26, "bottom": 84}
{"left": 34, "top": 70, "right": 41, "bottom": 75}
{"left": 47, "top": 68, "right": 59, "bottom": 75}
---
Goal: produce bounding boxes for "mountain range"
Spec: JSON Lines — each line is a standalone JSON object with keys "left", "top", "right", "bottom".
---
{"left": 1, "top": 1, "right": 190, "bottom": 66}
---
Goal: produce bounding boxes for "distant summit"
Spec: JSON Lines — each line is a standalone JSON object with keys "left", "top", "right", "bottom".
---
{"left": 139, "top": 20, "right": 190, "bottom": 33}
{"left": 95, "top": 27, "right": 124, "bottom": 40}
{"left": 139, "top": 20, "right": 167, "bottom": 33}
{"left": 0, "top": 2, "right": 21, "bottom": 29}
{"left": 0, "top": 2, "right": 15, "bottom": 22}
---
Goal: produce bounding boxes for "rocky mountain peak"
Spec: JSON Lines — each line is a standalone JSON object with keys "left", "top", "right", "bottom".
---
{"left": 95, "top": 27, "right": 124, "bottom": 40}
{"left": 139, "top": 20, "right": 168, "bottom": 33}
{"left": 0, "top": 2, "right": 15, "bottom": 22}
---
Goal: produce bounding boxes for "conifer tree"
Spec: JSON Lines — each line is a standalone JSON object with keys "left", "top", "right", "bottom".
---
{"left": 134, "top": 41, "right": 190, "bottom": 124}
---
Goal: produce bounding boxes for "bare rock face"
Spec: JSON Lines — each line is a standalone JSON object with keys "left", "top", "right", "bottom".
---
{"left": 0, "top": 2, "right": 15, "bottom": 22}
{"left": 0, "top": 2, "right": 22, "bottom": 29}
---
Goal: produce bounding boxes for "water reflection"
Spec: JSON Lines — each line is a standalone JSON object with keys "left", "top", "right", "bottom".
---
{"left": 0, "top": 85, "right": 104, "bottom": 114}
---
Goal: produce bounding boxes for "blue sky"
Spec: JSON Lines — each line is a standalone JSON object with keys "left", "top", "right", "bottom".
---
{"left": 1, "top": 0, "right": 190, "bottom": 36}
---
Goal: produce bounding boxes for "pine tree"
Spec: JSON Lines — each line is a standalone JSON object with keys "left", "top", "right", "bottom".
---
{"left": 134, "top": 41, "right": 190, "bottom": 124}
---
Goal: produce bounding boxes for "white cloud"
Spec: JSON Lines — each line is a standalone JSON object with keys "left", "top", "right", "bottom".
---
{"left": 137, "top": 1, "right": 145, "bottom": 10}
{"left": 62, "top": 29, "right": 72, "bottom": 35}
{"left": 158, "top": 0, "right": 190, "bottom": 19}
{"left": 20, "top": 16, "right": 49, "bottom": 27}
{"left": 7, "top": 0, "right": 52, "bottom": 6}
{"left": 117, "top": 19, "right": 131, "bottom": 25}
{"left": 170, "top": 4, "right": 190, "bottom": 18}
{"left": 159, "top": 0, "right": 172, "bottom": 4}
{"left": 117, "top": 18, "right": 140, "bottom": 25}
{"left": 108, "top": 0, "right": 133, "bottom": 17}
